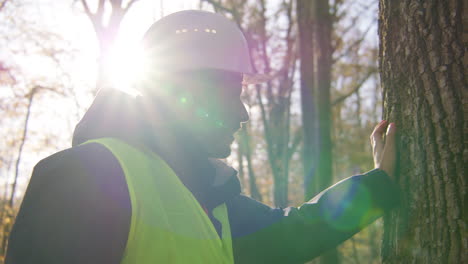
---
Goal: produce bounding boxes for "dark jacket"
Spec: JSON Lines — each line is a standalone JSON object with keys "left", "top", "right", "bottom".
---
{"left": 6, "top": 89, "right": 399, "bottom": 264}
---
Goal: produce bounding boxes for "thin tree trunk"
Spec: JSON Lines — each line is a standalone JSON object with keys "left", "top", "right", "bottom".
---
{"left": 297, "top": 0, "right": 317, "bottom": 201}
{"left": 237, "top": 138, "right": 246, "bottom": 190}
{"left": 10, "top": 88, "right": 37, "bottom": 207}
{"left": 240, "top": 124, "right": 262, "bottom": 201}
{"left": 350, "top": 237, "right": 361, "bottom": 264}
{"left": 314, "top": 0, "right": 333, "bottom": 196}
{"left": 314, "top": 2, "right": 337, "bottom": 263}
{"left": 379, "top": 0, "right": 466, "bottom": 263}
{"left": 367, "top": 222, "right": 380, "bottom": 262}
{"left": 356, "top": 90, "right": 361, "bottom": 127}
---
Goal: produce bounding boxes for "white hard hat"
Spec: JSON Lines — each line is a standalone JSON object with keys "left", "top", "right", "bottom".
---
{"left": 142, "top": 10, "right": 255, "bottom": 76}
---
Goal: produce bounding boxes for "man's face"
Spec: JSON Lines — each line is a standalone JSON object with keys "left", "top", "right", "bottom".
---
{"left": 168, "top": 70, "right": 249, "bottom": 158}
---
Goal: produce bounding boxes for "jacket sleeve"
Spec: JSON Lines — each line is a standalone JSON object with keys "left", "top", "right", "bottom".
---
{"left": 227, "top": 169, "right": 400, "bottom": 264}
{"left": 5, "top": 143, "right": 131, "bottom": 264}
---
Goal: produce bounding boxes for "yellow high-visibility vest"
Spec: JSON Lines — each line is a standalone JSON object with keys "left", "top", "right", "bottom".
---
{"left": 85, "top": 137, "right": 234, "bottom": 264}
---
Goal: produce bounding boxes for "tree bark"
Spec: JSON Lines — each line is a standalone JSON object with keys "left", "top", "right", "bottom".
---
{"left": 379, "top": 0, "right": 467, "bottom": 263}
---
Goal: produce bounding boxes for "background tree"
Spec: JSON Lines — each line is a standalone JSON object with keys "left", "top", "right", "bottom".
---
{"left": 237, "top": 123, "right": 263, "bottom": 201}
{"left": 379, "top": 0, "right": 466, "bottom": 263}
{"left": 0, "top": 1, "right": 80, "bottom": 257}
{"left": 297, "top": 0, "right": 381, "bottom": 262}
{"left": 203, "top": 0, "right": 301, "bottom": 208}
{"left": 297, "top": 0, "right": 339, "bottom": 263}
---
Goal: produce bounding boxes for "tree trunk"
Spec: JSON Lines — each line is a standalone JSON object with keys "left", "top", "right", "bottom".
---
{"left": 314, "top": 0, "right": 333, "bottom": 198}
{"left": 10, "top": 89, "right": 37, "bottom": 207}
{"left": 298, "top": 0, "right": 339, "bottom": 263}
{"left": 297, "top": 0, "right": 333, "bottom": 202}
{"left": 239, "top": 124, "right": 262, "bottom": 202}
{"left": 297, "top": 0, "right": 318, "bottom": 201}
{"left": 237, "top": 135, "right": 246, "bottom": 189}
{"left": 379, "top": 0, "right": 467, "bottom": 263}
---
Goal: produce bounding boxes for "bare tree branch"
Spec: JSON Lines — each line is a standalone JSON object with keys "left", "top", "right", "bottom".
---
{"left": 332, "top": 19, "right": 375, "bottom": 63}
{"left": 97, "top": 0, "right": 105, "bottom": 18}
{"left": 124, "top": 0, "right": 140, "bottom": 13}
{"left": 80, "top": 0, "right": 92, "bottom": 17}
{"left": 332, "top": 68, "right": 375, "bottom": 106}
{"left": 202, "top": 0, "right": 240, "bottom": 23}
{"left": 255, "top": 84, "right": 275, "bottom": 172}
{"left": 0, "top": 0, "right": 9, "bottom": 12}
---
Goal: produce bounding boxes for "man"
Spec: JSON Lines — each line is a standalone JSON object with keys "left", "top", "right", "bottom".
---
{"left": 6, "top": 10, "right": 399, "bottom": 264}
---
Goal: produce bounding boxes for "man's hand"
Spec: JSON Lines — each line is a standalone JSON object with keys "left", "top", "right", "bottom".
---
{"left": 370, "top": 120, "right": 396, "bottom": 180}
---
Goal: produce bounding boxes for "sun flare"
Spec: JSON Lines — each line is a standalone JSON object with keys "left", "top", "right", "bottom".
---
{"left": 103, "top": 43, "right": 147, "bottom": 96}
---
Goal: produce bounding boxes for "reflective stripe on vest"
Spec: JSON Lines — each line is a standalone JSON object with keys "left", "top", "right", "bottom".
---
{"left": 85, "top": 138, "right": 234, "bottom": 264}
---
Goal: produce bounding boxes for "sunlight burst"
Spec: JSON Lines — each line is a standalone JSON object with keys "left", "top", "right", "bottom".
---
{"left": 103, "top": 43, "right": 147, "bottom": 96}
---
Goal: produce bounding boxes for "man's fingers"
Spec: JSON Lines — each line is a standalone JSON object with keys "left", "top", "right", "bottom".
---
{"left": 371, "top": 120, "right": 388, "bottom": 150}
{"left": 372, "top": 120, "right": 388, "bottom": 137}
{"left": 381, "top": 122, "right": 396, "bottom": 178}
{"left": 385, "top": 122, "right": 396, "bottom": 145}
{"left": 383, "top": 122, "right": 396, "bottom": 154}
{"left": 369, "top": 120, "right": 397, "bottom": 179}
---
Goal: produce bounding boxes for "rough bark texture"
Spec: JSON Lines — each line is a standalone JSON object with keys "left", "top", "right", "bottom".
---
{"left": 379, "top": 0, "right": 467, "bottom": 263}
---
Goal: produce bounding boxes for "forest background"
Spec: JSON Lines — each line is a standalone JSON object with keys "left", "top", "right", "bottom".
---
{"left": 0, "top": 0, "right": 465, "bottom": 263}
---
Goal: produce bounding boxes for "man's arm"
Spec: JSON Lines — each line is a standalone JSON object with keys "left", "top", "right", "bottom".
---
{"left": 229, "top": 120, "right": 399, "bottom": 264}
{"left": 6, "top": 143, "right": 131, "bottom": 264}
{"left": 227, "top": 169, "right": 400, "bottom": 264}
